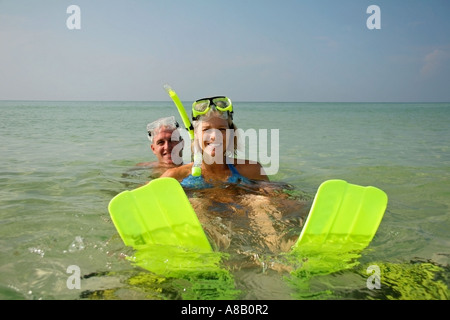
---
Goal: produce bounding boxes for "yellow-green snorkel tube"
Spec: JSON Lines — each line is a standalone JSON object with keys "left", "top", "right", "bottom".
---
{"left": 164, "top": 84, "right": 202, "bottom": 177}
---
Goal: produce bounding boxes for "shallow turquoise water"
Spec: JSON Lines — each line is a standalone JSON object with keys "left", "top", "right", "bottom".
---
{"left": 0, "top": 101, "right": 448, "bottom": 300}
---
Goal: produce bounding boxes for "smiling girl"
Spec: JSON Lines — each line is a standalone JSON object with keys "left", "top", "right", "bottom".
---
{"left": 161, "top": 96, "right": 268, "bottom": 186}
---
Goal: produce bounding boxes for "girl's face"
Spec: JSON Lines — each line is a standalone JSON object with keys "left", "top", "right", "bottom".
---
{"left": 196, "top": 116, "right": 232, "bottom": 162}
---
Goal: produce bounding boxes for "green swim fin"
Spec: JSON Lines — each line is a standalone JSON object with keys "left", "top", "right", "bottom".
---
{"left": 293, "top": 179, "right": 388, "bottom": 252}
{"left": 108, "top": 177, "right": 212, "bottom": 253}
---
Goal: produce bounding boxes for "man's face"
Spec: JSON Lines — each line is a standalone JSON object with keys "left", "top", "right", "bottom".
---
{"left": 150, "top": 128, "right": 183, "bottom": 165}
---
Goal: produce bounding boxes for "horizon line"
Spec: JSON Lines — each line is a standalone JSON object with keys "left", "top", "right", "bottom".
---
{"left": 1, "top": 99, "right": 449, "bottom": 104}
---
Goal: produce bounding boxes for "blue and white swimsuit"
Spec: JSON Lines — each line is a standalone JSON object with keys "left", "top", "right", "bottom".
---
{"left": 180, "top": 163, "right": 253, "bottom": 189}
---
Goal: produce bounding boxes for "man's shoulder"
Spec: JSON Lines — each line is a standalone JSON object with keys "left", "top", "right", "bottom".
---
{"left": 135, "top": 161, "right": 157, "bottom": 167}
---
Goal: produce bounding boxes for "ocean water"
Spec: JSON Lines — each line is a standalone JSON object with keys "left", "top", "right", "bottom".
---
{"left": 0, "top": 100, "right": 449, "bottom": 300}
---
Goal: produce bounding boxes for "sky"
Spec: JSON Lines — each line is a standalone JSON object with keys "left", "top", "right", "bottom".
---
{"left": 0, "top": 0, "right": 449, "bottom": 102}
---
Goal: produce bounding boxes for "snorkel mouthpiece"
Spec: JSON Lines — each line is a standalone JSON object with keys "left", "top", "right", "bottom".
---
{"left": 192, "top": 166, "right": 202, "bottom": 177}
{"left": 192, "top": 146, "right": 202, "bottom": 177}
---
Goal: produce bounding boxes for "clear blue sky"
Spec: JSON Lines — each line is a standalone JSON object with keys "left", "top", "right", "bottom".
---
{"left": 1, "top": 0, "right": 449, "bottom": 102}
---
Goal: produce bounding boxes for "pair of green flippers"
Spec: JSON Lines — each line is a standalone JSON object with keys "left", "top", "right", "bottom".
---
{"left": 108, "top": 178, "right": 388, "bottom": 262}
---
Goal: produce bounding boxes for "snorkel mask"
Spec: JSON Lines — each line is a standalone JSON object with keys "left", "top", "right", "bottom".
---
{"left": 192, "top": 96, "right": 233, "bottom": 121}
{"left": 146, "top": 116, "right": 180, "bottom": 142}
